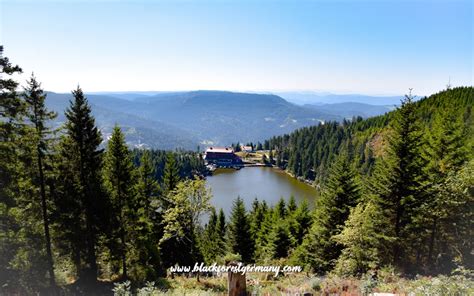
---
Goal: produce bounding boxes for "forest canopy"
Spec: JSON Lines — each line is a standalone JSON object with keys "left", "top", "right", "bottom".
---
{"left": 1, "top": 46, "right": 473, "bottom": 295}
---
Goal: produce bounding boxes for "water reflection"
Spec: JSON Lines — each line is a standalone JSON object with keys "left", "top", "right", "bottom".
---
{"left": 206, "top": 167, "right": 318, "bottom": 214}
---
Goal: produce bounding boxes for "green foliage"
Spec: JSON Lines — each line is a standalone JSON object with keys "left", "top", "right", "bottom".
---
{"left": 162, "top": 153, "right": 180, "bottom": 192}
{"left": 54, "top": 86, "right": 106, "bottom": 281}
{"left": 160, "top": 179, "right": 212, "bottom": 266}
{"left": 228, "top": 197, "right": 254, "bottom": 263}
{"left": 199, "top": 207, "right": 227, "bottom": 264}
{"left": 22, "top": 74, "right": 58, "bottom": 288}
{"left": 368, "top": 94, "right": 429, "bottom": 272}
{"left": 0, "top": 46, "right": 25, "bottom": 292}
{"left": 296, "top": 153, "right": 361, "bottom": 273}
{"left": 103, "top": 125, "right": 138, "bottom": 278}
{"left": 333, "top": 200, "right": 395, "bottom": 276}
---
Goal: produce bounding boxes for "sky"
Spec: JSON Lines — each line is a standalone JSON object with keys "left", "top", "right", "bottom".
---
{"left": 1, "top": 0, "right": 472, "bottom": 95}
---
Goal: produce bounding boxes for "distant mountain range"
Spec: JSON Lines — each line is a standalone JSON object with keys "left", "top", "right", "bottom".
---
{"left": 275, "top": 91, "right": 403, "bottom": 106}
{"left": 305, "top": 102, "right": 395, "bottom": 118}
{"left": 46, "top": 90, "right": 398, "bottom": 149}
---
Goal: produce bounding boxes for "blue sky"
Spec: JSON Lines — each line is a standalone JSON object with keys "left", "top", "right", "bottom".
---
{"left": 1, "top": 0, "right": 472, "bottom": 95}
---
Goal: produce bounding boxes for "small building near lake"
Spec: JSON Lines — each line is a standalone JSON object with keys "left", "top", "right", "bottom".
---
{"left": 241, "top": 145, "right": 253, "bottom": 152}
{"left": 204, "top": 147, "right": 243, "bottom": 167}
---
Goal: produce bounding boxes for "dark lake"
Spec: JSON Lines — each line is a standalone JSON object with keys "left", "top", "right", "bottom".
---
{"left": 206, "top": 167, "right": 319, "bottom": 214}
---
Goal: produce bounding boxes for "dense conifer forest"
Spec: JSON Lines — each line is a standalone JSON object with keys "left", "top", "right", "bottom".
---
{"left": 1, "top": 46, "right": 473, "bottom": 295}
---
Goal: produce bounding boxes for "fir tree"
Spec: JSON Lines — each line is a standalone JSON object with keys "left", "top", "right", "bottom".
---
{"left": 369, "top": 93, "right": 427, "bottom": 271}
{"left": 136, "top": 149, "right": 161, "bottom": 217}
{"left": 289, "top": 199, "right": 311, "bottom": 245}
{"left": 22, "top": 74, "right": 57, "bottom": 289}
{"left": 134, "top": 149, "right": 163, "bottom": 277}
{"left": 287, "top": 195, "right": 297, "bottom": 213}
{"left": 228, "top": 197, "right": 254, "bottom": 263}
{"left": 103, "top": 125, "right": 136, "bottom": 278}
{"left": 268, "top": 221, "right": 292, "bottom": 259}
{"left": 297, "top": 153, "right": 360, "bottom": 273}
{"left": 56, "top": 86, "right": 105, "bottom": 282}
{"left": 216, "top": 208, "right": 227, "bottom": 243}
{"left": 0, "top": 46, "right": 40, "bottom": 292}
{"left": 200, "top": 207, "right": 226, "bottom": 264}
{"left": 163, "top": 153, "right": 180, "bottom": 193}
{"left": 275, "top": 197, "right": 287, "bottom": 219}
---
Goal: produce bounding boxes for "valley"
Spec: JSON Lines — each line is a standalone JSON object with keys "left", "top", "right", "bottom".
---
{"left": 46, "top": 90, "right": 399, "bottom": 149}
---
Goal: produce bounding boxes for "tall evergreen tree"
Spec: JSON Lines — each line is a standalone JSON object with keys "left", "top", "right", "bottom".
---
{"left": 216, "top": 208, "right": 227, "bottom": 244}
{"left": 163, "top": 153, "right": 180, "bottom": 193}
{"left": 267, "top": 221, "right": 292, "bottom": 259}
{"left": 369, "top": 93, "right": 427, "bottom": 271}
{"left": 287, "top": 195, "right": 297, "bottom": 213}
{"left": 228, "top": 197, "right": 254, "bottom": 263}
{"left": 275, "top": 197, "right": 287, "bottom": 219}
{"left": 134, "top": 149, "right": 163, "bottom": 277}
{"left": 55, "top": 86, "right": 105, "bottom": 282}
{"left": 103, "top": 125, "right": 136, "bottom": 278}
{"left": 0, "top": 46, "right": 32, "bottom": 292}
{"left": 22, "top": 74, "right": 57, "bottom": 289}
{"left": 136, "top": 150, "right": 161, "bottom": 217}
{"left": 296, "top": 153, "right": 360, "bottom": 273}
{"left": 200, "top": 207, "right": 226, "bottom": 264}
{"left": 289, "top": 199, "right": 311, "bottom": 246}
{"left": 420, "top": 108, "right": 470, "bottom": 272}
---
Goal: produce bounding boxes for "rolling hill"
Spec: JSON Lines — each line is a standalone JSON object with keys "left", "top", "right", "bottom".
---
{"left": 45, "top": 90, "right": 402, "bottom": 149}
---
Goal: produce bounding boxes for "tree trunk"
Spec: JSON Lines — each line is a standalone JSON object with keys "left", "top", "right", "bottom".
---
{"left": 427, "top": 217, "right": 437, "bottom": 272}
{"left": 37, "top": 150, "right": 56, "bottom": 291}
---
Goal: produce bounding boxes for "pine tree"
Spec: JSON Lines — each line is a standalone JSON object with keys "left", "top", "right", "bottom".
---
{"left": 0, "top": 45, "right": 23, "bottom": 220}
{"left": 200, "top": 208, "right": 219, "bottom": 263}
{"left": 228, "top": 197, "right": 254, "bottom": 263}
{"left": 267, "top": 221, "right": 292, "bottom": 259}
{"left": 333, "top": 200, "right": 395, "bottom": 276}
{"left": 163, "top": 153, "right": 180, "bottom": 193}
{"left": 200, "top": 207, "right": 226, "bottom": 264}
{"left": 0, "top": 46, "right": 34, "bottom": 292}
{"left": 254, "top": 205, "right": 274, "bottom": 261}
{"left": 136, "top": 149, "right": 161, "bottom": 217}
{"left": 369, "top": 93, "right": 427, "bottom": 271}
{"left": 275, "top": 197, "right": 287, "bottom": 219}
{"left": 428, "top": 160, "right": 473, "bottom": 272}
{"left": 134, "top": 149, "right": 163, "bottom": 277}
{"left": 249, "top": 198, "right": 264, "bottom": 240}
{"left": 296, "top": 153, "right": 360, "bottom": 273}
{"left": 55, "top": 86, "right": 105, "bottom": 282}
{"left": 289, "top": 199, "right": 311, "bottom": 245}
{"left": 420, "top": 108, "right": 470, "bottom": 271}
{"left": 216, "top": 208, "right": 227, "bottom": 244}
{"left": 22, "top": 74, "right": 57, "bottom": 289}
{"left": 103, "top": 125, "right": 136, "bottom": 278}
{"left": 287, "top": 195, "right": 297, "bottom": 213}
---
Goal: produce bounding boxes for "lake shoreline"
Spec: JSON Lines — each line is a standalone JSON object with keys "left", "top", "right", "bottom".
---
{"left": 208, "top": 165, "right": 319, "bottom": 190}
{"left": 205, "top": 166, "right": 319, "bottom": 214}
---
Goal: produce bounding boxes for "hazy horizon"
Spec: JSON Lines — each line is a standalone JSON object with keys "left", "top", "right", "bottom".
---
{"left": 2, "top": 0, "right": 472, "bottom": 95}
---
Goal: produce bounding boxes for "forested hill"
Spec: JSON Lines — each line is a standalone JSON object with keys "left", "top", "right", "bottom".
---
{"left": 265, "top": 86, "right": 473, "bottom": 183}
